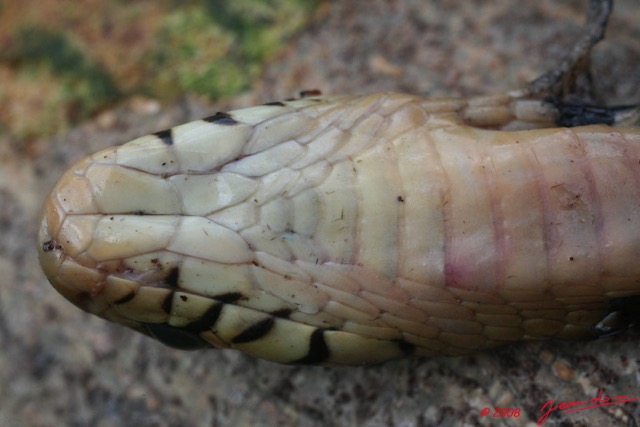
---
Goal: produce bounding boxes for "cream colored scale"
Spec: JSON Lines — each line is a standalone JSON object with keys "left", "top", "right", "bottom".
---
{"left": 38, "top": 92, "right": 640, "bottom": 365}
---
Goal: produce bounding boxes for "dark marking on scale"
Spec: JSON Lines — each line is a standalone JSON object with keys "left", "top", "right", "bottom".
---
{"left": 595, "top": 295, "right": 640, "bottom": 337}
{"left": 161, "top": 292, "right": 174, "bottom": 314}
{"left": 113, "top": 291, "right": 136, "bottom": 305}
{"left": 182, "top": 302, "right": 224, "bottom": 332}
{"left": 293, "top": 329, "right": 329, "bottom": 364}
{"left": 145, "top": 323, "right": 209, "bottom": 350}
{"left": 395, "top": 339, "right": 416, "bottom": 356}
{"left": 214, "top": 292, "right": 243, "bottom": 303}
{"left": 165, "top": 266, "right": 180, "bottom": 288}
{"left": 153, "top": 129, "right": 174, "bottom": 146}
{"left": 271, "top": 308, "right": 293, "bottom": 318}
{"left": 231, "top": 317, "right": 275, "bottom": 344}
{"left": 204, "top": 112, "right": 238, "bottom": 126}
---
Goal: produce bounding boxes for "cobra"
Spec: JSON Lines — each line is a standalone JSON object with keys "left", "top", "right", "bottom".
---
{"left": 38, "top": 0, "right": 640, "bottom": 365}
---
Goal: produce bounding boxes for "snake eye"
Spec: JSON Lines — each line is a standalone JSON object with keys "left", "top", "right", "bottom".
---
{"left": 144, "top": 323, "right": 210, "bottom": 350}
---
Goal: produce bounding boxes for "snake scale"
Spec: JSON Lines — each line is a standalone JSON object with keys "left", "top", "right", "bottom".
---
{"left": 38, "top": 1, "right": 640, "bottom": 365}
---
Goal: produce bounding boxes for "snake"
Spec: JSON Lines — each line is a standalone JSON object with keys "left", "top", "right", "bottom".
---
{"left": 38, "top": 90, "right": 640, "bottom": 365}
{"left": 38, "top": 2, "right": 640, "bottom": 365}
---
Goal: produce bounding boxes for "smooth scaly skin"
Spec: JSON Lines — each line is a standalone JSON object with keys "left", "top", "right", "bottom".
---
{"left": 38, "top": 92, "right": 640, "bottom": 365}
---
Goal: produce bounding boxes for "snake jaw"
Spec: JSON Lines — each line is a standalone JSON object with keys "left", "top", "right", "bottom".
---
{"left": 38, "top": 159, "right": 150, "bottom": 324}
{"left": 39, "top": 159, "right": 99, "bottom": 309}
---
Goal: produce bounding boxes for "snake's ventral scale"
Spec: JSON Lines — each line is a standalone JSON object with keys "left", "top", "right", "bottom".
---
{"left": 38, "top": 0, "right": 640, "bottom": 365}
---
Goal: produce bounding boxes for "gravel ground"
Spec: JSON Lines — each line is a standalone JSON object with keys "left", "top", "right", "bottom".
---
{"left": 2, "top": 1, "right": 640, "bottom": 426}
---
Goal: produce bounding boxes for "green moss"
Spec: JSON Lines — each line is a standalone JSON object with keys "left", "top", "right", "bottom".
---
{"left": 146, "top": 0, "right": 319, "bottom": 99}
{"left": 1, "top": 27, "right": 120, "bottom": 121}
{"left": 146, "top": 7, "right": 242, "bottom": 98}
{"left": 0, "top": 66, "right": 77, "bottom": 139}
{"left": 205, "top": 0, "right": 319, "bottom": 61}
{"left": 0, "top": 1, "right": 319, "bottom": 139}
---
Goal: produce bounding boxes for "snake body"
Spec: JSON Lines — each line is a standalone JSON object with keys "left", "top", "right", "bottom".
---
{"left": 38, "top": 92, "right": 640, "bottom": 365}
